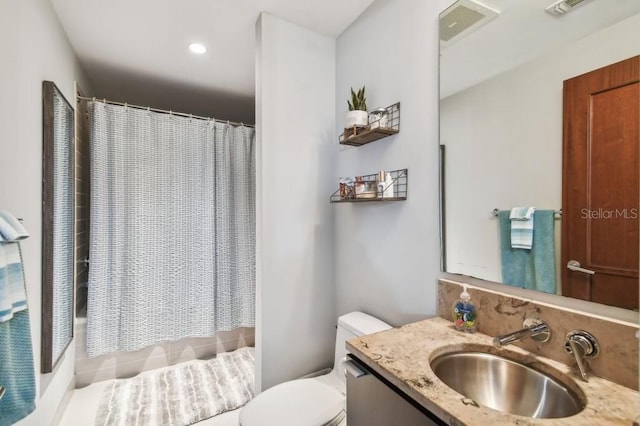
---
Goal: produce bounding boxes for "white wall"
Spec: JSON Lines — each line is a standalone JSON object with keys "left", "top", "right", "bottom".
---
{"left": 334, "top": 0, "right": 442, "bottom": 326}
{"left": 0, "top": 0, "right": 91, "bottom": 423}
{"left": 255, "top": 13, "right": 337, "bottom": 391}
{"left": 442, "top": 13, "right": 640, "bottom": 282}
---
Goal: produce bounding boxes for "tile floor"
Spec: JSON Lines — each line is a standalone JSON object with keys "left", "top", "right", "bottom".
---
{"left": 59, "top": 377, "right": 241, "bottom": 426}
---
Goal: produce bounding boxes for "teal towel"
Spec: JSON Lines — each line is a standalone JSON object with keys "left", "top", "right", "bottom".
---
{"left": 0, "top": 310, "right": 36, "bottom": 425}
{"left": 0, "top": 239, "right": 35, "bottom": 425}
{"left": 499, "top": 210, "right": 556, "bottom": 294}
{"left": 0, "top": 242, "right": 28, "bottom": 322}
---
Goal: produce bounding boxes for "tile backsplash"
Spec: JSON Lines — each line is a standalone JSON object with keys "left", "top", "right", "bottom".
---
{"left": 438, "top": 279, "right": 638, "bottom": 390}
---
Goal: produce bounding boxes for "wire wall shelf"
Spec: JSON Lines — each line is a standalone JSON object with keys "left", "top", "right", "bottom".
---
{"left": 339, "top": 102, "right": 400, "bottom": 147}
{"left": 331, "top": 169, "right": 408, "bottom": 203}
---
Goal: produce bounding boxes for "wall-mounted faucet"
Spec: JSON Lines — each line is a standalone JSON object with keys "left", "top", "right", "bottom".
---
{"left": 564, "top": 330, "right": 599, "bottom": 382}
{"left": 493, "top": 317, "right": 551, "bottom": 349}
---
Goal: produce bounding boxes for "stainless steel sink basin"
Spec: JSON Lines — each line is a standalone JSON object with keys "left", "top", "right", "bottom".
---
{"left": 430, "top": 350, "right": 585, "bottom": 418}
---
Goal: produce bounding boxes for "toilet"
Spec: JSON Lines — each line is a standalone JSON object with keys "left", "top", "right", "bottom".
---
{"left": 239, "top": 311, "right": 392, "bottom": 426}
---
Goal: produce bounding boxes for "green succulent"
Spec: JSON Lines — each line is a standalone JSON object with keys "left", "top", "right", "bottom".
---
{"left": 347, "top": 86, "right": 367, "bottom": 111}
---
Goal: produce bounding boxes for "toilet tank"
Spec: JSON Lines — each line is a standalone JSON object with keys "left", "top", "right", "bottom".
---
{"left": 338, "top": 311, "right": 391, "bottom": 337}
{"left": 334, "top": 312, "right": 391, "bottom": 376}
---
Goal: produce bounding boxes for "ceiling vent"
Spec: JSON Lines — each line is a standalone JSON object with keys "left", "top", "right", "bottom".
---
{"left": 545, "top": 0, "right": 592, "bottom": 16}
{"left": 440, "top": 0, "right": 500, "bottom": 48}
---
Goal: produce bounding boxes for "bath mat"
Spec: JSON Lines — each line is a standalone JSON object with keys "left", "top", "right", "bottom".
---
{"left": 95, "top": 346, "right": 254, "bottom": 426}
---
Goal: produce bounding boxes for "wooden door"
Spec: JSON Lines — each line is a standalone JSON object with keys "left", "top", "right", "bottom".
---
{"left": 562, "top": 56, "right": 639, "bottom": 310}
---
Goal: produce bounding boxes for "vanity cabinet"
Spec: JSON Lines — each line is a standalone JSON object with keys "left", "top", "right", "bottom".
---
{"left": 345, "top": 355, "right": 446, "bottom": 426}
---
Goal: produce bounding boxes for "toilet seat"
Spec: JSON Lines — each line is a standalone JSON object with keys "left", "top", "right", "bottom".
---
{"left": 240, "top": 378, "right": 345, "bottom": 426}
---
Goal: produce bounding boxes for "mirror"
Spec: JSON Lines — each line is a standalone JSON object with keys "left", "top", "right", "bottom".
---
{"left": 439, "top": 0, "right": 639, "bottom": 310}
{"left": 42, "top": 80, "right": 75, "bottom": 372}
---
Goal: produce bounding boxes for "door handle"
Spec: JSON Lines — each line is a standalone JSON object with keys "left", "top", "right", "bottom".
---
{"left": 567, "top": 260, "right": 595, "bottom": 275}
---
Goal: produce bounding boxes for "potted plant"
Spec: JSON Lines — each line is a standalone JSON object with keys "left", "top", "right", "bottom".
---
{"left": 345, "top": 86, "right": 368, "bottom": 128}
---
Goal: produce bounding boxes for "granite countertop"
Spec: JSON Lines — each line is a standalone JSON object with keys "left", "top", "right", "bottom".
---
{"left": 346, "top": 317, "right": 639, "bottom": 426}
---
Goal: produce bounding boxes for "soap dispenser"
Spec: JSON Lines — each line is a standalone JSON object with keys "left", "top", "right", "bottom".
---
{"left": 452, "top": 284, "right": 477, "bottom": 333}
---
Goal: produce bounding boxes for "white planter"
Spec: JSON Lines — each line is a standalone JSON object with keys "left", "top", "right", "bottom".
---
{"left": 345, "top": 110, "right": 369, "bottom": 128}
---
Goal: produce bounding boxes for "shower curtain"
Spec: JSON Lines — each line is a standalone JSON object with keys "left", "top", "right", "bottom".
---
{"left": 86, "top": 102, "right": 255, "bottom": 357}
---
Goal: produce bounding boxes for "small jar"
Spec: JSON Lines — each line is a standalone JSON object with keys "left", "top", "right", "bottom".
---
{"left": 356, "top": 181, "right": 378, "bottom": 199}
{"left": 368, "top": 108, "right": 388, "bottom": 129}
{"left": 354, "top": 176, "right": 364, "bottom": 196}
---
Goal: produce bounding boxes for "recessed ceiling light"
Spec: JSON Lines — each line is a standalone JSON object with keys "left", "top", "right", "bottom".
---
{"left": 188, "top": 43, "right": 207, "bottom": 55}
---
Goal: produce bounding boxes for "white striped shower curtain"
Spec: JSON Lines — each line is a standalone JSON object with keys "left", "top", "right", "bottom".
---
{"left": 87, "top": 102, "right": 255, "bottom": 357}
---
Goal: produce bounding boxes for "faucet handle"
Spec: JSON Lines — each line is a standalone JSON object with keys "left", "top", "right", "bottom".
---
{"left": 564, "top": 330, "right": 599, "bottom": 357}
{"left": 564, "top": 330, "right": 599, "bottom": 381}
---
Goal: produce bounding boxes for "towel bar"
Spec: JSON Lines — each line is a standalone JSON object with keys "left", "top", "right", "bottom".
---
{"left": 0, "top": 385, "right": 5, "bottom": 400}
{"left": 492, "top": 208, "right": 562, "bottom": 217}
